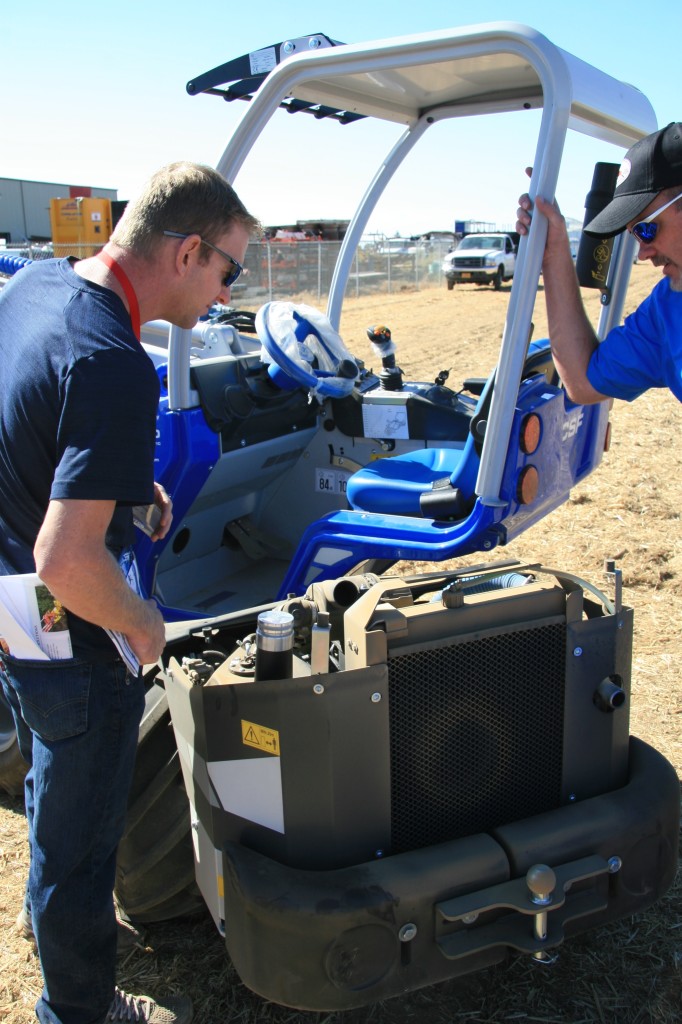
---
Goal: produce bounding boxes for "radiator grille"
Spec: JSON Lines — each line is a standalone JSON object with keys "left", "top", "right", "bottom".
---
{"left": 388, "top": 622, "right": 566, "bottom": 853}
{"left": 453, "top": 256, "right": 486, "bottom": 268}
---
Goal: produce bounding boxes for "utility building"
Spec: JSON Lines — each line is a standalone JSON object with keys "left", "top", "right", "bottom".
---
{"left": 0, "top": 177, "right": 117, "bottom": 243}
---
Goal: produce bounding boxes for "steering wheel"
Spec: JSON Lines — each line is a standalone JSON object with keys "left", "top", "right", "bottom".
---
{"left": 255, "top": 301, "right": 359, "bottom": 399}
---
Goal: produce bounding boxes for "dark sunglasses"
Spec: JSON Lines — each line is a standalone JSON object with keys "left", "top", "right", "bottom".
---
{"left": 163, "top": 230, "right": 244, "bottom": 287}
{"left": 630, "top": 191, "right": 682, "bottom": 244}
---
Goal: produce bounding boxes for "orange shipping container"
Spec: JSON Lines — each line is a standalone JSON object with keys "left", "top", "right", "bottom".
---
{"left": 50, "top": 197, "right": 112, "bottom": 258}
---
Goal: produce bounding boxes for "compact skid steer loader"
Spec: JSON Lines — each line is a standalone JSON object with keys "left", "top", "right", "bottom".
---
{"left": 1, "top": 20, "right": 678, "bottom": 1013}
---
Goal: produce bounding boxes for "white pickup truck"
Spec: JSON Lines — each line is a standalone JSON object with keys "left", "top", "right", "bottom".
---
{"left": 442, "top": 231, "right": 519, "bottom": 290}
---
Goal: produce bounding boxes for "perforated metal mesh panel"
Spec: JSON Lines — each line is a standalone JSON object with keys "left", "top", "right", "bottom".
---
{"left": 388, "top": 622, "right": 566, "bottom": 853}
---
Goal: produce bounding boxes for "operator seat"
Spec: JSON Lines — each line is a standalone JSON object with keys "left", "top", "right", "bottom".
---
{"left": 345, "top": 340, "right": 557, "bottom": 521}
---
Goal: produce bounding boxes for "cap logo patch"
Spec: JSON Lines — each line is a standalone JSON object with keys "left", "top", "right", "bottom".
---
{"left": 617, "top": 158, "right": 632, "bottom": 186}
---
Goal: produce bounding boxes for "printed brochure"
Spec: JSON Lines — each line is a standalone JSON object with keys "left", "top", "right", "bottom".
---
{"left": 0, "top": 549, "right": 143, "bottom": 676}
{"left": 0, "top": 575, "right": 72, "bottom": 660}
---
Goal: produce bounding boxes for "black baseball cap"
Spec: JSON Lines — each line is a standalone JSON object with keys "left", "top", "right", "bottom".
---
{"left": 584, "top": 122, "right": 682, "bottom": 237}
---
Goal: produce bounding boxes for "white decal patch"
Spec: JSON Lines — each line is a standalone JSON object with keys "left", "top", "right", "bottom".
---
{"left": 617, "top": 158, "right": 631, "bottom": 187}
{"left": 208, "top": 756, "right": 284, "bottom": 833}
{"left": 249, "top": 47, "right": 277, "bottom": 75}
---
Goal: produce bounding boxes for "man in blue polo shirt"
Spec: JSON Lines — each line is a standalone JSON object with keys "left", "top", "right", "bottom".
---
{"left": 0, "top": 161, "right": 259, "bottom": 1024}
{"left": 516, "top": 122, "right": 682, "bottom": 405}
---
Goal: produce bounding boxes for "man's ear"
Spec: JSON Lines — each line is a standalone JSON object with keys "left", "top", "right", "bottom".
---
{"left": 174, "top": 234, "right": 202, "bottom": 275}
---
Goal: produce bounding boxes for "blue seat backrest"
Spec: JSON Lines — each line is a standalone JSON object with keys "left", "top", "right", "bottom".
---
{"left": 345, "top": 339, "right": 557, "bottom": 520}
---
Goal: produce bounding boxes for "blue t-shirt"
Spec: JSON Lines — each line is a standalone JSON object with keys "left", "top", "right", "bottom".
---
{"left": 0, "top": 258, "right": 160, "bottom": 658}
{"left": 587, "top": 277, "right": 682, "bottom": 402}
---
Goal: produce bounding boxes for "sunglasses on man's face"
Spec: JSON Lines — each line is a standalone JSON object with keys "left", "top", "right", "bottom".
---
{"left": 630, "top": 191, "right": 682, "bottom": 244}
{"left": 163, "top": 230, "right": 244, "bottom": 288}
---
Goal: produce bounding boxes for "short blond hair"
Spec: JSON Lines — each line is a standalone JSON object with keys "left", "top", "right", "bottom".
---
{"left": 111, "top": 161, "right": 261, "bottom": 258}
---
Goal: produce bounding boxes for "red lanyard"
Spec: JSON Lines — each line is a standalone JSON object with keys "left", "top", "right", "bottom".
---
{"left": 95, "top": 250, "right": 141, "bottom": 341}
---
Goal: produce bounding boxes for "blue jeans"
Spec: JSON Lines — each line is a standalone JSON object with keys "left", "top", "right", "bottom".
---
{"left": 0, "top": 653, "right": 144, "bottom": 1024}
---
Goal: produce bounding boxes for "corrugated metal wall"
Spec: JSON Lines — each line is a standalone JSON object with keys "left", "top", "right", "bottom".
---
{"left": 0, "top": 178, "right": 117, "bottom": 243}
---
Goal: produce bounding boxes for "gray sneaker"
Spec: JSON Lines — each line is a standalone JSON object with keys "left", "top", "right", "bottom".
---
{"left": 15, "top": 905, "right": 145, "bottom": 955}
{"left": 105, "top": 987, "right": 193, "bottom": 1024}
{"left": 14, "top": 906, "right": 33, "bottom": 942}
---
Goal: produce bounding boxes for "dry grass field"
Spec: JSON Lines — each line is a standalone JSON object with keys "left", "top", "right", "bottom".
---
{"left": 1, "top": 263, "right": 680, "bottom": 1023}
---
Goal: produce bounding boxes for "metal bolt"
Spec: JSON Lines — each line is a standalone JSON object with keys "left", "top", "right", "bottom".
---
{"left": 526, "top": 864, "right": 556, "bottom": 948}
{"left": 282, "top": 40, "right": 295, "bottom": 54}
{"left": 398, "top": 923, "right": 417, "bottom": 942}
{"left": 375, "top": 849, "right": 384, "bottom": 858}
{"left": 483, "top": 540, "right": 492, "bottom": 549}
{"left": 191, "top": 818, "right": 199, "bottom": 832}
{"left": 371, "top": 692, "right": 382, "bottom": 703}
{"left": 573, "top": 646, "right": 583, "bottom": 657}
{"left": 532, "top": 950, "right": 559, "bottom": 966}
{"left": 462, "top": 912, "right": 479, "bottom": 925}
{"left": 313, "top": 683, "right": 325, "bottom": 695}
{"left": 608, "top": 856, "right": 622, "bottom": 874}
{"left": 309, "top": 36, "right": 323, "bottom": 48}
{"left": 568, "top": 793, "right": 576, "bottom": 802}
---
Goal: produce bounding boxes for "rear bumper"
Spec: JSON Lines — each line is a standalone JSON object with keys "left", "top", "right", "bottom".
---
{"left": 222, "top": 737, "right": 679, "bottom": 1010}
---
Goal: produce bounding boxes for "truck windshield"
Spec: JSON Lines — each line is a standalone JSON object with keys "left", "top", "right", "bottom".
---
{"left": 457, "top": 236, "right": 502, "bottom": 250}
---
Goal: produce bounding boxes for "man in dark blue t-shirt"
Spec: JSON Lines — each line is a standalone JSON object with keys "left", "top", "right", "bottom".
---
{"left": 0, "top": 257, "right": 160, "bottom": 658}
{"left": 0, "top": 162, "right": 259, "bottom": 1024}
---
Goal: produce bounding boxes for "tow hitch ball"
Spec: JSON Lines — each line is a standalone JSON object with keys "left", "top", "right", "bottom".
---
{"left": 527, "top": 864, "right": 559, "bottom": 965}
{"left": 436, "top": 854, "right": 616, "bottom": 964}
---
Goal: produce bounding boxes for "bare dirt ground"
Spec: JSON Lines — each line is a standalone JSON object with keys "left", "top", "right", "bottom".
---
{"left": 1, "top": 263, "right": 680, "bottom": 1023}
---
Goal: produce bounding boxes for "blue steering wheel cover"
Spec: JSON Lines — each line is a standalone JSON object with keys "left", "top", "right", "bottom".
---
{"left": 257, "top": 304, "right": 355, "bottom": 398}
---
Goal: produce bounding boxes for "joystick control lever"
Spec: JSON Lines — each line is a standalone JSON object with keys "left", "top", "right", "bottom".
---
{"left": 366, "top": 324, "right": 404, "bottom": 391}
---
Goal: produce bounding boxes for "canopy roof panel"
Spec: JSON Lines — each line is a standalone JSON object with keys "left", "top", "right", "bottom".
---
{"left": 189, "top": 23, "right": 656, "bottom": 146}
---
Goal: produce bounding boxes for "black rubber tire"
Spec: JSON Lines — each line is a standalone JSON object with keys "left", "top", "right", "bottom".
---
{"left": 493, "top": 266, "right": 504, "bottom": 291}
{"left": 446, "top": 278, "right": 455, "bottom": 290}
{"left": 0, "top": 688, "right": 27, "bottom": 798}
{"left": 115, "top": 680, "right": 204, "bottom": 923}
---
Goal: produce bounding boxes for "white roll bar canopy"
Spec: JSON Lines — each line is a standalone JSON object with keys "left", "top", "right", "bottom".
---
{"left": 171, "top": 22, "right": 656, "bottom": 505}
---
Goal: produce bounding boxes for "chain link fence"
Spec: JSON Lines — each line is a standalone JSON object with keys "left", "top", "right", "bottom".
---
{"left": 1, "top": 242, "right": 58, "bottom": 261}
{"left": 235, "top": 237, "right": 454, "bottom": 303}
{"left": 1, "top": 242, "right": 86, "bottom": 261}
{"left": 2, "top": 236, "right": 455, "bottom": 302}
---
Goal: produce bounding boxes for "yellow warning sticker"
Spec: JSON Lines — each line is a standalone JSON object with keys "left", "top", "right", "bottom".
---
{"left": 241, "top": 720, "right": 280, "bottom": 756}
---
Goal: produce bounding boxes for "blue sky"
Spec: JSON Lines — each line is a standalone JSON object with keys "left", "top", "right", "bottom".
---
{"left": 5, "top": 1, "right": 681, "bottom": 236}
